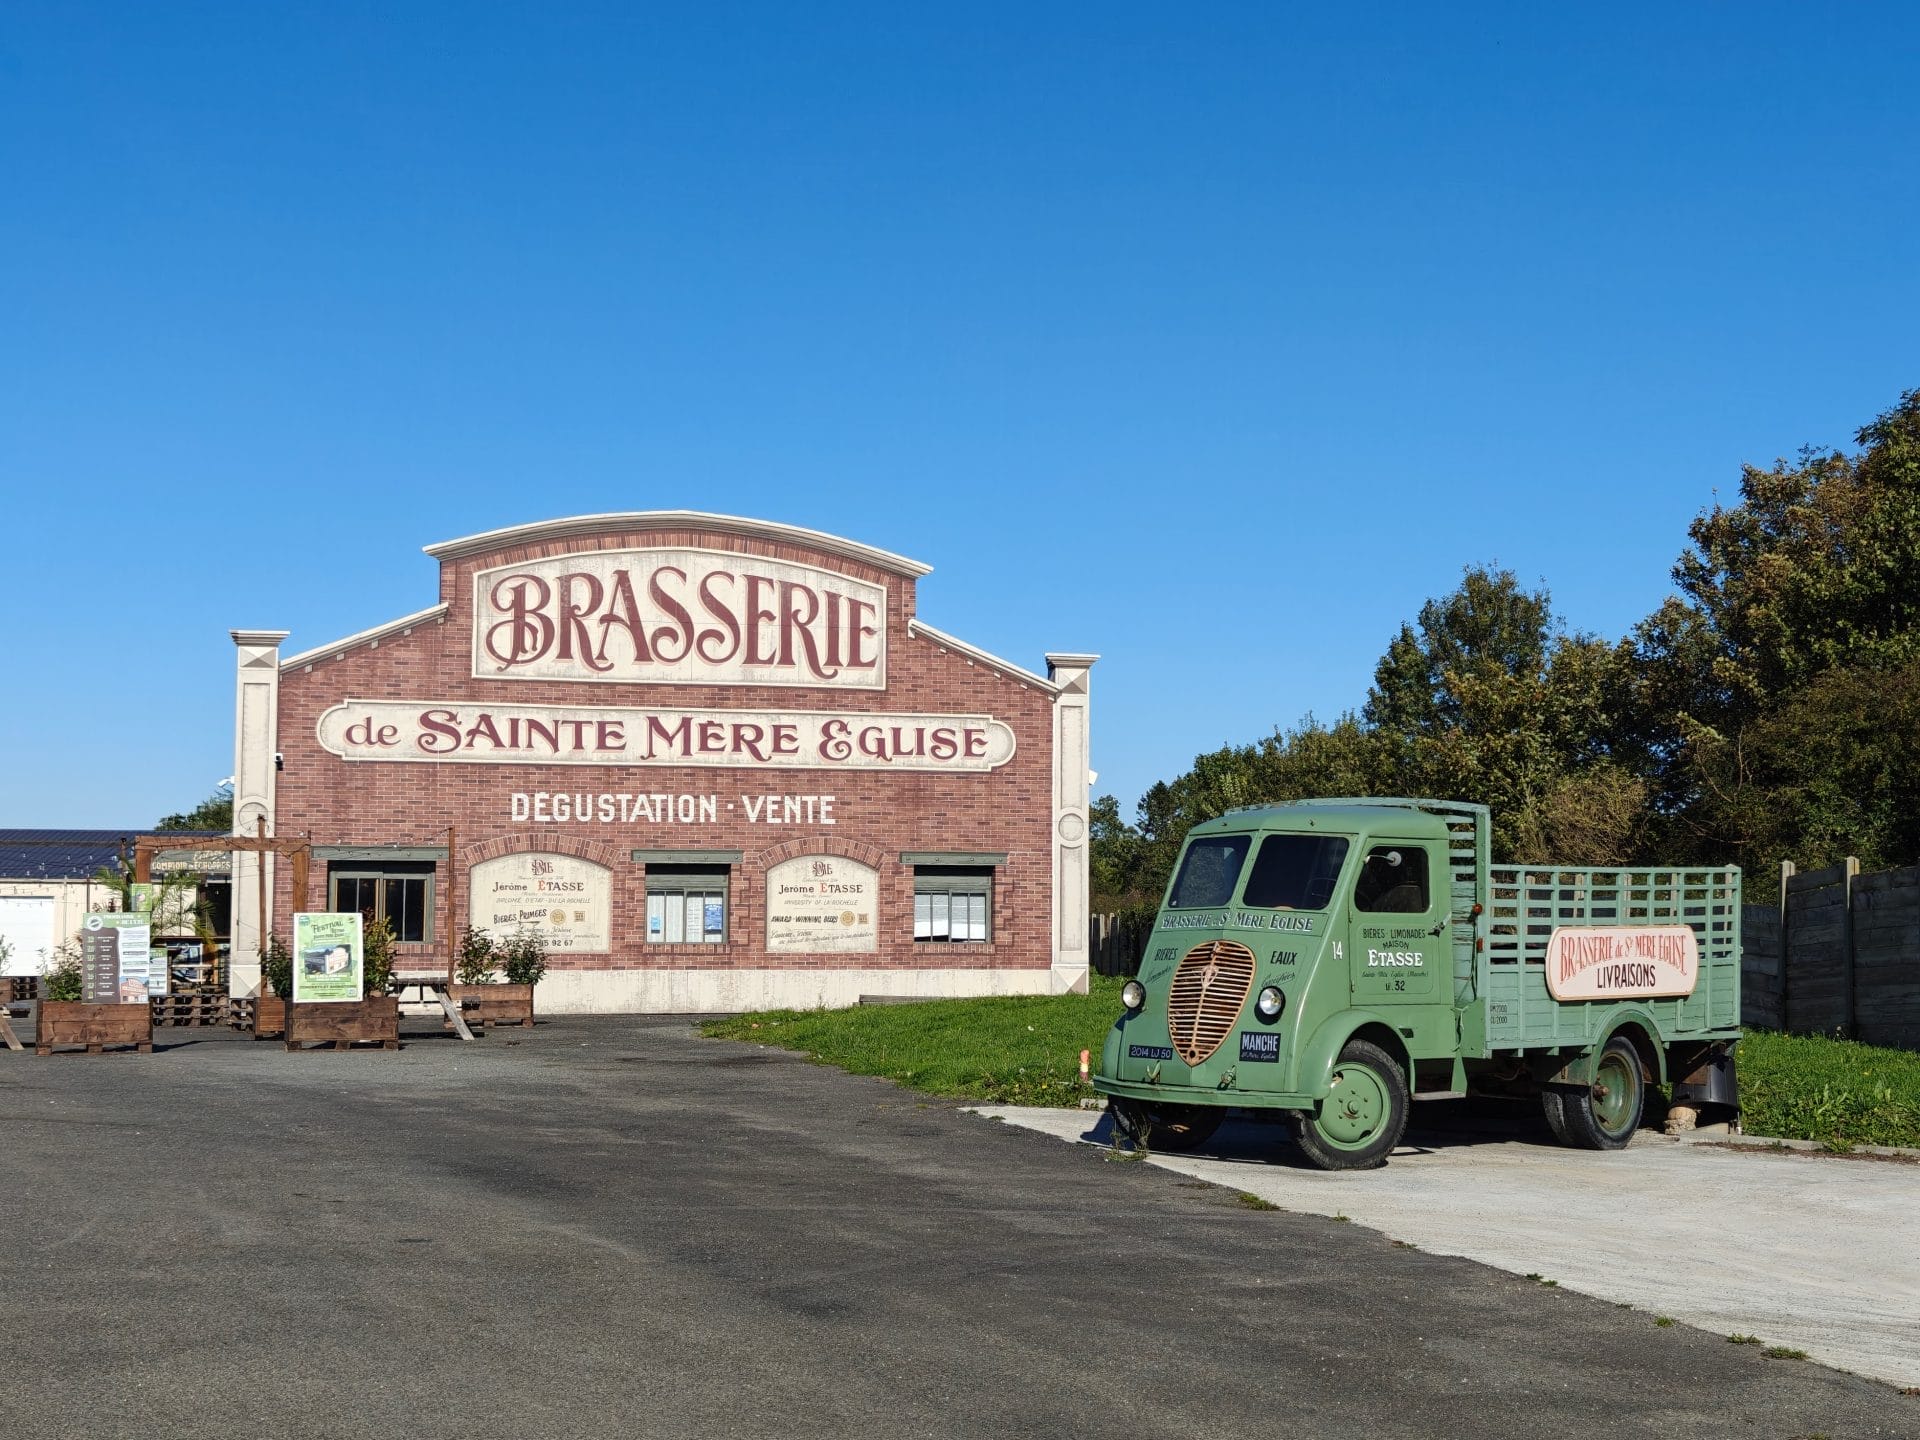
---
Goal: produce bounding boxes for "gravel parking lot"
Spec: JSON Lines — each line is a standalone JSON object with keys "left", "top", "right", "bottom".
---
{"left": 3, "top": 1018, "right": 1914, "bottom": 1439}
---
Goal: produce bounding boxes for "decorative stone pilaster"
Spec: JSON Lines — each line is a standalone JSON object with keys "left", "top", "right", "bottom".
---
{"left": 1046, "top": 653, "right": 1098, "bottom": 995}
{"left": 229, "top": 629, "right": 288, "bottom": 997}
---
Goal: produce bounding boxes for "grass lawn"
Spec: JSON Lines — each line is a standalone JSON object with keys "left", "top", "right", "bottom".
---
{"left": 704, "top": 981, "right": 1920, "bottom": 1149}
{"left": 1734, "top": 1029, "right": 1920, "bottom": 1151}
{"left": 700, "top": 975, "right": 1126, "bottom": 1107}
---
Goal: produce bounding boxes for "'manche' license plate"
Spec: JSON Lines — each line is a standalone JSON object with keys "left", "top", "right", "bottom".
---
{"left": 1238, "top": 1032, "right": 1280, "bottom": 1063}
{"left": 1128, "top": 1044, "right": 1174, "bottom": 1060}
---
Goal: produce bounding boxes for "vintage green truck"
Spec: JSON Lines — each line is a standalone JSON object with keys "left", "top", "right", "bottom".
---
{"left": 1094, "top": 798, "right": 1741, "bottom": 1169}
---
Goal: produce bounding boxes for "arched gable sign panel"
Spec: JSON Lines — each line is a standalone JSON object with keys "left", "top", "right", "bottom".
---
{"left": 469, "top": 853, "right": 612, "bottom": 955}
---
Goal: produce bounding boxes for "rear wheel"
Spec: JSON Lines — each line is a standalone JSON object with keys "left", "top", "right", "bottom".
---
{"left": 1541, "top": 1034, "right": 1646, "bottom": 1150}
{"left": 1108, "top": 1099, "right": 1225, "bottom": 1153}
{"left": 1288, "top": 1039, "right": 1409, "bottom": 1171}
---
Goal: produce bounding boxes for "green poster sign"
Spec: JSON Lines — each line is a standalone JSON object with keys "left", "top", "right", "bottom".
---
{"left": 79, "top": 913, "right": 156, "bottom": 1003}
{"left": 292, "top": 911, "right": 364, "bottom": 1003}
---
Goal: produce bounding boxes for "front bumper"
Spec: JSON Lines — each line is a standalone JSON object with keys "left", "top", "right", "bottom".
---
{"left": 1093, "top": 1074, "right": 1315, "bottom": 1112}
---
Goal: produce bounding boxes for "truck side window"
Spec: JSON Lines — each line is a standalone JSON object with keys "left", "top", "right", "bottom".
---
{"left": 1354, "top": 846, "right": 1429, "bottom": 914}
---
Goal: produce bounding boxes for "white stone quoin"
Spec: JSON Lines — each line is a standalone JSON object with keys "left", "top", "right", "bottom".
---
{"left": 1047, "top": 653, "right": 1098, "bottom": 996}
{"left": 229, "top": 629, "right": 287, "bottom": 998}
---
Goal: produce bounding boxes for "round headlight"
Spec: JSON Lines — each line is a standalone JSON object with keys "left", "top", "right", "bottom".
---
{"left": 1121, "top": 979, "right": 1146, "bottom": 1011}
{"left": 1255, "top": 985, "right": 1285, "bottom": 1021}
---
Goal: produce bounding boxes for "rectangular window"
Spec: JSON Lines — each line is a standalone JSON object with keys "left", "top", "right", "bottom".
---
{"left": 1167, "top": 835, "right": 1250, "bottom": 909}
{"left": 329, "top": 862, "right": 435, "bottom": 943}
{"left": 1353, "top": 845, "right": 1430, "bottom": 914}
{"left": 914, "top": 867, "right": 991, "bottom": 943}
{"left": 645, "top": 864, "right": 728, "bottom": 944}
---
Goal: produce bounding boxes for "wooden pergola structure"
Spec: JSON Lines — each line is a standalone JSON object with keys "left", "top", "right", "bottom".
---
{"left": 133, "top": 820, "right": 312, "bottom": 962}
{"left": 132, "top": 821, "right": 472, "bottom": 1040}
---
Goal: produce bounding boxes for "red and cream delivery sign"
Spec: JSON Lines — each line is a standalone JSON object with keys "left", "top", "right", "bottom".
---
{"left": 472, "top": 549, "right": 887, "bottom": 689}
{"left": 1545, "top": 925, "right": 1699, "bottom": 1001}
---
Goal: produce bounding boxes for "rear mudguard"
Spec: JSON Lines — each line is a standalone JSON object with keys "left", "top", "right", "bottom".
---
{"left": 1538, "top": 1005, "right": 1672, "bottom": 1087}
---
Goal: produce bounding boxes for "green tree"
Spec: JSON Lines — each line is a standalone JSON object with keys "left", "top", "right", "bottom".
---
{"left": 157, "top": 787, "right": 233, "bottom": 833}
{"left": 1361, "top": 567, "right": 1644, "bottom": 862}
{"left": 1622, "top": 389, "right": 1920, "bottom": 868}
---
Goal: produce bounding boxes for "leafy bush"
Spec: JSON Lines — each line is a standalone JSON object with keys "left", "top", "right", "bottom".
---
{"left": 362, "top": 916, "right": 397, "bottom": 996}
{"left": 455, "top": 926, "right": 498, "bottom": 985}
{"left": 499, "top": 927, "right": 548, "bottom": 987}
{"left": 260, "top": 932, "right": 293, "bottom": 999}
{"left": 42, "top": 941, "right": 83, "bottom": 1002}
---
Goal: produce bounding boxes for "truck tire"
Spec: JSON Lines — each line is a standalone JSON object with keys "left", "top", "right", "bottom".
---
{"left": 1541, "top": 1034, "right": 1645, "bottom": 1150}
{"left": 1288, "top": 1039, "right": 1409, "bottom": 1171}
{"left": 1108, "top": 1099, "right": 1225, "bottom": 1153}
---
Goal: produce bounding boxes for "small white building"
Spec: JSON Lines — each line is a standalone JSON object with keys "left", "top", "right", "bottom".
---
{"left": 0, "top": 830, "right": 229, "bottom": 977}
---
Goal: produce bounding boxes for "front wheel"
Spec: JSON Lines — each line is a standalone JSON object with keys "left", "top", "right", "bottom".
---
{"left": 1288, "top": 1039, "right": 1410, "bottom": 1171}
{"left": 1541, "top": 1034, "right": 1646, "bottom": 1150}
{"left": 1108, "top": 1099, "right": 1225, "bottom": 1153}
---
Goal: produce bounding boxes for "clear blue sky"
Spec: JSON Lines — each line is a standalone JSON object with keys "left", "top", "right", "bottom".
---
{"left": 3, "top": 3, "right": 1916, "bottom": 828}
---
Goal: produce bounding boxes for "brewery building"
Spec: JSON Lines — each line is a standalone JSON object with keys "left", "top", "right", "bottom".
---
{"left": 230, "top": 513, "right": 1095, "bottom": 1012}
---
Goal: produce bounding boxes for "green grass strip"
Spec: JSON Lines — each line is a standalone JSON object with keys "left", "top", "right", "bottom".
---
{"left": 700, "top": 975, "right": 1127, "bottom": 1106}
{"left": 1733, "top": 1029, "right": 1920, "bottom": 1151}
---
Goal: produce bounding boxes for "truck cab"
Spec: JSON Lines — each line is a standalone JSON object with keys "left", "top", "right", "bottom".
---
{"left": 1093, "top": 797, "right": 1741, "bottom": 1169}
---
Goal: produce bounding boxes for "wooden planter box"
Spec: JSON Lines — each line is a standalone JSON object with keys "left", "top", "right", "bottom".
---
{"left": 36, "top": 1001, "right": 153, "bottom": 1056}
{"left": 285, "top": 997, "right": 401, "bottom": 1052}
{"left": 448, "top": 983, "right": 535, "bottom": 1030}
{"left": 253, "top": 995, "right": 287, "bottom": 1040}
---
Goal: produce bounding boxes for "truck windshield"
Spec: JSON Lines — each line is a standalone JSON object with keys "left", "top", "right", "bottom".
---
{"left": 1166, "top": 835, "right": 1250, "bottom": 908}
{"left": 1242, "top": 833, "right": 1351, "bottom": 910}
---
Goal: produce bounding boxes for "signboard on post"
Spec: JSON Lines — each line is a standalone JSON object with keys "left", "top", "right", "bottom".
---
{"left": 80, "top": 913, "right": 157, "bottom": 1002}
{"left": 292, "top": 912, "right": 364, "bottom": 1003}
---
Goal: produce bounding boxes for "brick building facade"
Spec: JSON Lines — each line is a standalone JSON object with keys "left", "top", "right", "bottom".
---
{"left": 228, "top": 514, "right": 1094, "bottom": 1012}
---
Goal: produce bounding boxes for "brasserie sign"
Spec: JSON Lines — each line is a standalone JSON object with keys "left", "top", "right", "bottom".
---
{"left": 472, "top": 549, "right": 887, "bottom": 689}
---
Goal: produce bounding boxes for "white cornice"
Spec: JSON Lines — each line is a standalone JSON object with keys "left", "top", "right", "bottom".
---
{"left": 422, "top": 512, "right": 933, "bottom": 579}
{"left": 908, "top": 620, "right": 1063, "bottom": 694}
{"left": 281, "top": 604, "right": 451, "bottom": 671}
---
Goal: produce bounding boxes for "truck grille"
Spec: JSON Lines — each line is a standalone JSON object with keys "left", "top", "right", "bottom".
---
{"left": 1166, "top": 940, "right": 1257, "bottom": 1066}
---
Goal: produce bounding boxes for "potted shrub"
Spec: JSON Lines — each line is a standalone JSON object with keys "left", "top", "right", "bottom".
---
{"left": 36, "top": 940, "right": 153, "bottom": 1056}
{"left": 448, "top": 925, "right": 538, "bottom": 1029}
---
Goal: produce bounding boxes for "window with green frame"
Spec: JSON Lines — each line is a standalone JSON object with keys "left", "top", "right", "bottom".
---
{"left": 330, "top": 862, "right": 435, "bottom": 944}
{"left": 644, "top": 864, "right": 729, "bottom": 944}
{"left": 913, "top": 866, "right": 992, "bottom": 943}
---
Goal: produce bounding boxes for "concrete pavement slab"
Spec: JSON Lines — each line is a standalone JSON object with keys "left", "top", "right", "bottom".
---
{"left": 972, "top": 1103, "right": 1920, "bottom": 1388}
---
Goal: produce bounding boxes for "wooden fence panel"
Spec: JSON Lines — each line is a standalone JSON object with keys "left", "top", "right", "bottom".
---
{"left": 1745, "top": 858, "right": 1920, "bottom": 1050}
{"left": 1088, "top": 913, "right": 1152, "bottom": 977}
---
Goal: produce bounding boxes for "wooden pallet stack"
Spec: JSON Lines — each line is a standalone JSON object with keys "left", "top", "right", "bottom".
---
{"left": 149, "top": 993, "right": 231, "bottom": 1028}
{"left": 4, "top": 976, "right": 41, "bottom": 1004}
{"left": 228, "top": 996, "right": 258, "bottom": 1031}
